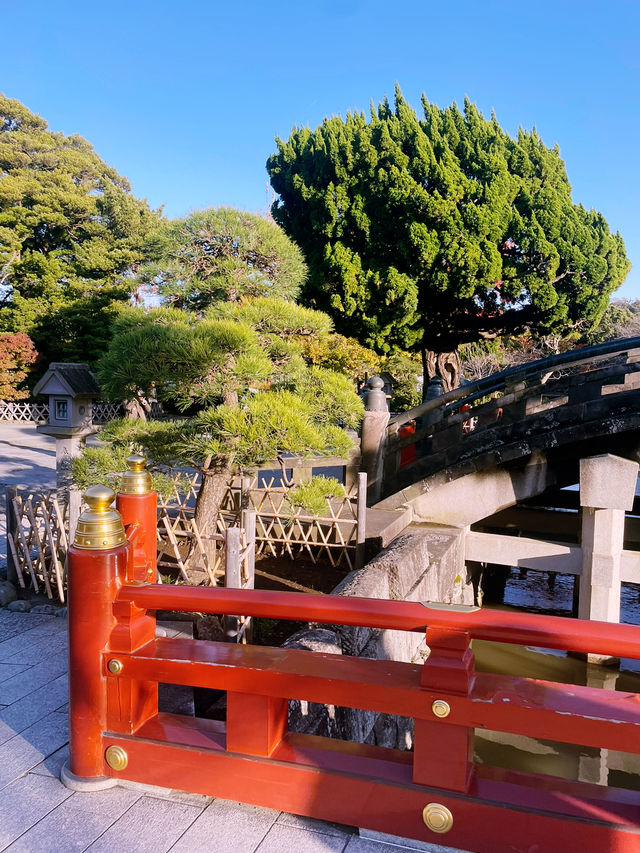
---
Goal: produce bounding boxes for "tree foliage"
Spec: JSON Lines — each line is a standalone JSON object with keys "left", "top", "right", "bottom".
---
{"left": 267, "top": 86, "right": 631, "bottom": 365}
{"left": 90, "top": 296, "right": 363, "bottom": 543}
{"left": 0, "top": 95, "right": 158, "bottom": 367}
{"left": 0, "top": 332, "right": 37, "bottom": 399}
{"left": 137, "top": 207, "right": 307, "bottom": 310}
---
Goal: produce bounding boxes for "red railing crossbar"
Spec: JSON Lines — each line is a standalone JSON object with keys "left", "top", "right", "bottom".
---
{"left": 65, "top": 486, "right": 640, "bottom": 853}
{"left": 119, "top": 583, "right": 640, "bottom": 660}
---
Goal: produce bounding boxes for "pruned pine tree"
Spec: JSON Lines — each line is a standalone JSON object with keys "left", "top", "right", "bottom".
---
{"left": 83, "top": 297, "right": 363, "bottom": 573}
{"left": 136, "top": 207, "right": 308, "bottom": 310}
{"left": 267, "top": 85, "right": 630, "bottom": 391}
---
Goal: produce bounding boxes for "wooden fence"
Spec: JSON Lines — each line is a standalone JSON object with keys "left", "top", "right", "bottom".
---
{"left": 5, "top": 488, "right": 68, "bottom": 600}
{"left": 157, "top": 470, "right": 366, "bottom": 573}
{"left": 5, "top": 467, "right": 365, "bottom": 601}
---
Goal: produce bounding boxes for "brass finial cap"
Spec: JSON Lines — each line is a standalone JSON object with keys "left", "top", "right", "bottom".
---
{"left": 119, "top": 454, "right": 152, "bottom": 495}
{"left": 73, "top": 485, "right": 127, "bottom": 550}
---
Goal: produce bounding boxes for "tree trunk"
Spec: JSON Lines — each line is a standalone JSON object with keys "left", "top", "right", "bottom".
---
{"left": 124, "top": 398, "right": 147, "bottom": 420}
{"left": 422, "top": 349, "right": 462, "bottom": 395}
{"left": 184, "top": 461, "right": 233, "bottom": 578}
{"left": 124, "top": 391, "right": 152, "bottom": 420}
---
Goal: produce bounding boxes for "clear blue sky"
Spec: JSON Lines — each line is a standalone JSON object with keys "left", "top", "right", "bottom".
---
{"left": 2, "top": 0, "right": 639, "bottom": 298}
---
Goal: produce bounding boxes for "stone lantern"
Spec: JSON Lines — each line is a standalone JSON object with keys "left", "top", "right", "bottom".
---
{"left": 33, "top": 363, "right": 101, "bottom": 498}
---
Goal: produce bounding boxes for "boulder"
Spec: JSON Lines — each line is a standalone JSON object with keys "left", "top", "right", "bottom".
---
{"left": 0, "top": 580, "right": 18, "bottom": 607}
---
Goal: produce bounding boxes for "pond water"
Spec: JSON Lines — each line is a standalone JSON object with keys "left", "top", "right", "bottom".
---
{"left": 475, "top": 566, "right": 640, "bottom": 791}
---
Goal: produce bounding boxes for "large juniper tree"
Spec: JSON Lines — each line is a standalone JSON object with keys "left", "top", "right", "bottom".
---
{"left": 0, "top": 95, "right": 158, "bottom": 367}
{"left": 267, "top": 86, "right": 631, "bottom": 391}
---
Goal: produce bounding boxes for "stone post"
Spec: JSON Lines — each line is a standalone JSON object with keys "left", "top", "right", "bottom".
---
{"left": 359, "top": 377, "right": 389, "bottom": 506}
{"left": 418, "top": 376, "right": 444, "bottom": 454}
{"left": 579, "top": 454, "right": 638, "bottom": 632}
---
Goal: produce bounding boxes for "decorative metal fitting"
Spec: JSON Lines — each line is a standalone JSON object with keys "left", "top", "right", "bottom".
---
{"left": 432, "top": 699, "right": 451, "bottom": 718}
{"left": 105, "top": 745, "right": 128, "bottom": 771}
{"left": 423, "top": 803, "right": 453, "bottom": 834}
{"left": 120, "top": 454, "right": 153, "bottom": 495}
{"left": 107, "top": 659, "right": 123, "bottom": 675}
{"left": 73, "top": 486, "right": 126, "bottom": 550}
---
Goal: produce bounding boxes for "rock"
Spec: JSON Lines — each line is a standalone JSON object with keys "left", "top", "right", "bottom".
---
{"left": 0, "top": 580, "right": 17, "bottom": 607}
{"left": 7, "top": 599, "right": 31, "bottom": 612}
{"left": 195, "top": 615, "right": 224, "bottom": 642}
{"left": 30, "top": 604, "right": 60, "bottom": 615}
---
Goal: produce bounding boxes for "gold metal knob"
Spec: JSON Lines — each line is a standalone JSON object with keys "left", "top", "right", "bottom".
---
{"left": 107, "top": 659, "right": 123, "bottom": 675}
{"left": 105, "top": 745, "right": 128, "bottom": 771}
{"left": 120, "top": 454, "right": 153, "bottom": 495}
{"left": 432, "top": 699, "right": 451, "bottom": 718}
{"left": 423, "top": 803, "right": 453, "bottom": 833}
{"left": 73, "top": 486, "right": 126, "bottom": 550}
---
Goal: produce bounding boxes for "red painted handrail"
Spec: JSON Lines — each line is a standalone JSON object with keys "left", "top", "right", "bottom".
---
{"left": 119, "top": 584, "right": 640, "bottom": 660}
{"left": 64, "top": 483, "right": 640, "bottom": 852}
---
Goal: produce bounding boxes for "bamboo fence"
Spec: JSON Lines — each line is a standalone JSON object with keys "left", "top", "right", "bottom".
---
{"left": 6, "top": 469, "right": 364, "bottom": 601}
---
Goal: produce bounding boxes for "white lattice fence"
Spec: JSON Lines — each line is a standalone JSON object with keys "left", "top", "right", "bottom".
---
{"left": 0, "top": 401, "right": 49, "bottom": 422}
{"left": 92, "top": 402, "right": 124, "bottom": 423}
{"left": 0, "top": 399, "right": 161, "bottom": 423}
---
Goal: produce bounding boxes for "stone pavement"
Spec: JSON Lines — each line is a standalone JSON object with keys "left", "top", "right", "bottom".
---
{"left": 0, "top": 609, "right": 463, "bottom": 853}
{"left": 0, "top": 424, "right": 57, "bottom": 567}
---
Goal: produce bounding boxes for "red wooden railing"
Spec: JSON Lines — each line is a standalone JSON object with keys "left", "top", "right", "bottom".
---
{"left": 63, "top": 485, "right": 640, "bottom": 853}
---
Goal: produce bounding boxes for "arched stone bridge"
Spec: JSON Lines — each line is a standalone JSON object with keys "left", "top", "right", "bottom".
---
{"left": 359, "top": 337, "right": 640, "bottom": 630}
{"left": 370, "top": 336, "right": 640, "bottom": 526}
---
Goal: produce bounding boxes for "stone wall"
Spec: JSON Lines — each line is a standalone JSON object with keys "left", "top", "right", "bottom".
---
{"left": 284, "top": 522, "right": 473, "bottom": 749}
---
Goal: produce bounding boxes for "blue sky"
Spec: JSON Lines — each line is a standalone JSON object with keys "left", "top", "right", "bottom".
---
{"left": 2, "top": 0, "right": 639, "bottom": 298}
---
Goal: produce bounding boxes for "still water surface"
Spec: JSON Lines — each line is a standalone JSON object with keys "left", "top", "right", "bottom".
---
{"left": 475, "top": 568, "right": 640, "bottom": 791}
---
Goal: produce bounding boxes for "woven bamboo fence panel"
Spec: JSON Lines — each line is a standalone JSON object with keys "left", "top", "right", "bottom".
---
{"left": 158, "top": 471, "right": 362, "bottom": 571}
{"left": 7, "top": 491, "right": 68, "bottom": 601}
{"left": 8, "top": 466, "right": 362, "bottom": 600}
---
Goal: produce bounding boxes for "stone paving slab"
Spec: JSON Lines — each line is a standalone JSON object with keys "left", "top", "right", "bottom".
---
{"left": 0, "top": 608, "right": 464, "bottom": 853}
{"left": 167, "top": 800, "right": 279, "bottom": 853}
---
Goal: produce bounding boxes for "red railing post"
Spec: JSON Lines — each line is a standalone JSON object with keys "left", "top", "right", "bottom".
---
{"left": 62, "top": 485, "right": 129, "bottom": 790}
{"left": 413, "top": 626, "right": 475, "bottom": 793}
{"left": 109, "top": 455, "right": 158, "bottom": 734}
{"left": 116, "top": 454, "right": 157, "bottom": 583}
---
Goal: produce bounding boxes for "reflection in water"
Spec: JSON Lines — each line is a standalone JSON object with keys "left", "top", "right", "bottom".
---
{"left": 475, "top": 567, "right": 640, "bottom": 791}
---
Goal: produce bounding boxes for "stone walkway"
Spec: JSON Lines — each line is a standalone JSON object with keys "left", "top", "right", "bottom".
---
{"left": 0, "top": 425, "right": 58, "bottom": 567}
{"left": 0, "top": 610, "right": 461, "bottom": 853}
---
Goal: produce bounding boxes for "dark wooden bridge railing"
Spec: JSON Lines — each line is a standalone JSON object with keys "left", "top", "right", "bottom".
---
{"left": 383, "top": 336, "right": 640, "bottom": 496}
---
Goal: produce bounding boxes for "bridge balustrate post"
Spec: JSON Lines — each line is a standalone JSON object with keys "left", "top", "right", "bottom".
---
{"left": 62, "top": 486, "right": 130, "bottom": 790}
{"left": 579, "top": 455, "right": 638, "bottom": 635}
{"left": 360, "top": 376, "right": 390, "bottom": 505}
{"left": 413, "top": 627, "right": 475, "bottom": 793}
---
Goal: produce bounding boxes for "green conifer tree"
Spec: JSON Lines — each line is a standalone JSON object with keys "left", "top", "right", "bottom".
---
{"left": 267, "top": 86, "right": 631, "bottom": 390}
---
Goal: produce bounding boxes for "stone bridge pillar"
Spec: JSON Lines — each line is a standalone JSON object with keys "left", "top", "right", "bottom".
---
{"left": 360, "top": 377, "right": 390, "bottom": 506}
{"left": 579, "top": 454, "right": 638, "bottom": 626}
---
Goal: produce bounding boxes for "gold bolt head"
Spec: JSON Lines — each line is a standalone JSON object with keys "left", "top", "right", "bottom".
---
{"left": 423, "top": 803, "right": 453, "bottom": 834}
{"left": 105, "top": 745, "right": 128, "bottom": 771}
{"left": 432, "top": 699, "right": 451, "bottom": 718}
{"left": 107, "top": 659, "right": 123, "bottom": 675}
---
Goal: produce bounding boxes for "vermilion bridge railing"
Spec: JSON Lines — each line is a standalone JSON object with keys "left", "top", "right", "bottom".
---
{"left": 63, "top": 482, "right": 640, "bottom": 853}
